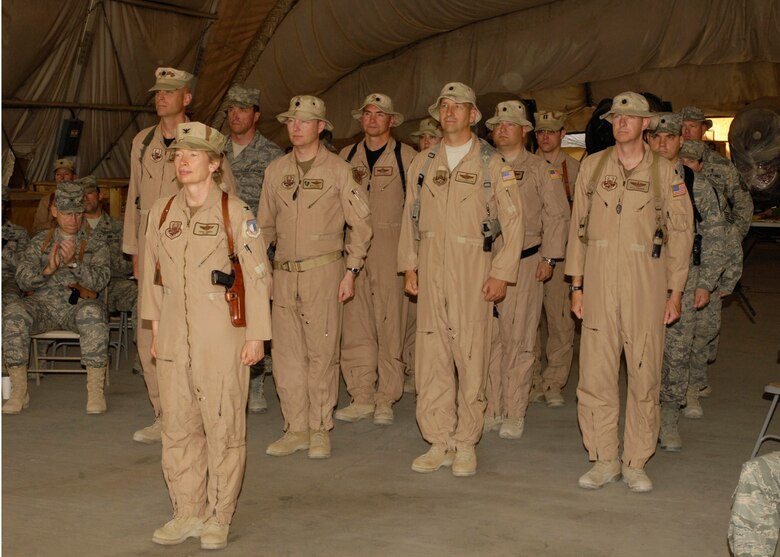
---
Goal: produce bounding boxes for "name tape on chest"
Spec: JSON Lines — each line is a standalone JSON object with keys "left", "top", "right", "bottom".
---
{"left": 625, "top": 179, "right": 649, "bottom": 193}
{"left": 374, "top": 166, "right": 393, "bottom": 177}
{"left": 193, "top": 222, "right": 220, "bottom": 236}
{"left": 455, "top": 171, "right": 477, "bottom": 184}
{"left": 302, "top": 178, "right": 324, "bottom": 190}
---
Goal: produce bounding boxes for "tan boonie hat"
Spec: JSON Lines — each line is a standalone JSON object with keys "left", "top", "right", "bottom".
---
{"left": 276, "top": 95, "right": 333, "bottom": 131}
{"left": 428, "top": 82, "right": 482, "bottom": 124}
{"left": 227, "top": 85, "right": 260, "bottom": 109}
{"left": 55, "top": 181, "right": 85, "bottom": 213}
{"left": 410, "top": 117, "right": 442, "bottom": 139}
{"left": 600, "top": 92, "right": 654, "bottom": 122}
{"left": 534, "top": 110, "right": 565, "bottom": 132}
{"left": 679, "top": 139, "right": 707, "bottom": 161}
{"left": 78, "top": 175, "right": 99, "bottom": 194}
{"left": 351, "top": 93, "right": 404, "bottom": 126}
{"left": 680, "top": 106, "right": 713, "bottom": 129}
{"left": 148, "top": 67, "right": 194, "bottom": 92}
{"left": 486, "top": 101, "right": 534, "bottom": 131}
{"left": 53, "top": 158, "right": 75, "bottom": 173}
{"left": 170, "top": 122, "right": 226, "bottom": 156}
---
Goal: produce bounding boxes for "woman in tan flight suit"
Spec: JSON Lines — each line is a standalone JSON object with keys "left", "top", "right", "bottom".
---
{"left": 141, "top": 122, "right": 272, "bottom": 550}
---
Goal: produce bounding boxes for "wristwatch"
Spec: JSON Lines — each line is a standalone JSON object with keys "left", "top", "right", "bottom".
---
{"left": 347, "top": 267, "right": 360, "bottom": 275}
{"left": 542, "top": 257, "right": 556, "bottom": 267}
{"left": 569, "top": 285, "right": 583, "bottom": 292}
{"left": 67, "top": 261, "right": 78, "bottom": 269}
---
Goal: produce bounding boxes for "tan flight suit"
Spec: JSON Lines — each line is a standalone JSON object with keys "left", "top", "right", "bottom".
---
{"left": 124, "top": 123, "right": 237, "bottom": 418}
{"left": 140, "top": 186, "right": 271, "bottom": 524}
{"left": 486, "top": 150, "right": 570, "bottom": 418}
{"left": 259, "top": 146, "right": 371, "bottom": 432}
{"left": 533, "top": 150, "right": 580, "bottom": 392}
{"left": 565, "top": 145, "right": 693, "bottom": 467}
{"left": 397, "top": 136, "right": 524, "bottom": 450}
{"left": 338, "top": 138, "right": 417, "bottom": 407}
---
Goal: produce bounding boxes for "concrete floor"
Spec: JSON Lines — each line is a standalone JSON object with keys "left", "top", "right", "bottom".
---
{"left": 3, "top": 235, "right": 779, "bottom": 557}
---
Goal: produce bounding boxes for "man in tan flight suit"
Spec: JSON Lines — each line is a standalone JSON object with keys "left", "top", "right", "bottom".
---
{"left": 402, "top": 117, "right": 443, "bottom": 394}
{"left": 530, "top": 110, "right": 580, "bottom": 407}
{"left": 398, "top": 82, "right": 524, "bottom": 477}
{"left": 124, "top": 67, "right": 237, "bottom": 444}
{"left": 260, "top": 95, "right": 372, "bottom": 460}
{"left": 566, "top": 92, "right": 693, "bottom": 493}
{"left": 484, "top": 101, "right": 570, "bottom": 439}
{"left": 32, "top": 158, "right": 78, "bottom": 233}
{"left": 335, "top": 93, "right": 417, "bottom": 426}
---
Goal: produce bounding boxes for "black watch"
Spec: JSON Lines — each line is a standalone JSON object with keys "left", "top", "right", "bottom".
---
{"left": 542, "top": 257, "right": 556, "bottom": 267}
{"left": 347, "top": 267, "right": 360, "bottom": 275}
{"left": 569, "top": 285, "right": 583, "bottom": 292}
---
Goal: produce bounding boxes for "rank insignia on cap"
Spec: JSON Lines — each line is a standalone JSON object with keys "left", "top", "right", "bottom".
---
{"left": 672, "top": 183, "right": 688, "bottom": 197}
{"left": 182, "top": 127, "right": 191, "bottom": 134}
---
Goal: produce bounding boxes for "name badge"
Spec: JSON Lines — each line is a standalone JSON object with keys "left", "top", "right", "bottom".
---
{"left": 374, "top": 166, "right": 393, "bottom": 177}
{"left": 302, "top": 179, "right": 324, "bottom": 190}
{"left": 626, "top": 179, "right": 649, "bottom": 193}
{"left": 455, "top": 171, "right": 477, "bottom": 184}
{"left": 193, "top": 222, "right": 219, "bottom": 236}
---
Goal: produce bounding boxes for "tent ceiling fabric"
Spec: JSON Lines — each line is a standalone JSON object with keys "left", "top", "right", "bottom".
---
{"left": 247, "top": 0, "right": 780, "bottom": 144}
{"left": 3, "top": 0, "right": 779, "bottom": 183}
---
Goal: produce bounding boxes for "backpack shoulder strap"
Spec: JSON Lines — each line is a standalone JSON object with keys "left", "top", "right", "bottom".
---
{"left": 394, "top": 140, "right": 406, "bottom": 193}
{"left": 345, "top": 142, "right": 360, "bottom": 164}
{"left": 139, "top": 126, "right": 157, "bottom": 166}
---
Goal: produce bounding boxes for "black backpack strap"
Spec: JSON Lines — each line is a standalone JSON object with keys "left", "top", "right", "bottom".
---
{"left": 345, "top": 142, "right": 360, "bottom": 163}
{"left": 394, "top": 139, "right": 406, "bottom": 194}
{"left": 683, "top": 165, "right": 702, "bottom": 229}
{"left": 138, "top": 126, "right": 157, "bottom": 166}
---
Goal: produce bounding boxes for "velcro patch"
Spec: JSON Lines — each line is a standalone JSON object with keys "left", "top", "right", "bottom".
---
{"left": 302, "top": 179, "right": 323, "bottom": 190}
{"left": 245, "top": 219, "right": 260, "bottom": 238}
{"left": 626, "top": 179, "right": 649, "bottom": 193}
{"left": 165, "top": 221, "right": 182, "bottom": 239}
{"left": 548, "top": 169, "right": 562, "bottom": 180}
{"left": 374, "top": 166, "right": 393, "bottom": 177}
{"left": 514, "top": 170, "right": 524, "bottom": 181}
{"left": 193, "top": 222, "right": 219, "bottom": 236}
{"left": 672, "top": 182, "right": 688, "bottom": 197}
{"left": 501, "top": 166, "right": 515, "bottom": 182}
{"left": 602, "top": 175, "right": 618, "bottom": 191}
{"left": 455, "top": 171, "right": 477, "bottom": 184}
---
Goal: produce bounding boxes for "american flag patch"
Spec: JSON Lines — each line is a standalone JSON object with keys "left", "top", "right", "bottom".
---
{"left": 502, "top": 169, "right": 514, "bottom": 181}
{"left": 672, "top": 183, "right": 687, "bottom": 197}
{"left": 548, "top": 169, "right": 561, "bottom": 180}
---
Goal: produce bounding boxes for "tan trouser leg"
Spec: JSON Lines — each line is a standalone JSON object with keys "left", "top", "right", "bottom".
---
{"left": 340, "top": 273, "right": 378, "bottom": 405}
{"left": 540, "top": 264, "right": 575, "bottom": 390}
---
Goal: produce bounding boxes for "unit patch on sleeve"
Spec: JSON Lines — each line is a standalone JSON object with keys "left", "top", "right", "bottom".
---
{"left": 513, "top": 170, "right": 524, "bottom": 181}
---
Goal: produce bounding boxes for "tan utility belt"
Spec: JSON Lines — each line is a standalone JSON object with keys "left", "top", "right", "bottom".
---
{"left": 273, "top": 250, "right": 342, "bottom": 272}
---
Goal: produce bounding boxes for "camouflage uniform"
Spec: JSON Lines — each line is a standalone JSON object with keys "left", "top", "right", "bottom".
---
{"left": 88, "top": 212, "right": 136, "bottom": 313}
{"left": 223, "top": 86, "right": 284, "bottom": 411}
{"left": 3, "top": 222, "right": 110, "bottom": 369}
{"left": 2, "top": 221, "right": 30, "bottom": 304}
{"left": 697, "top": 147, "right": 754, "bottom": 367}
{"left": 661, "top": 160, "right": 726, "bottom": 407}
{"left": 224, "top": 132, "right": 284, "bottom": 217}
{"left": 729, "top": 451, "right": 780, "bottom": 557}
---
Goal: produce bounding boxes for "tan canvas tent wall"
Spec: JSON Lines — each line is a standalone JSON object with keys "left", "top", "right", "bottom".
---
{"left": 3, "top": 0, "right": 779, "bottom": 184}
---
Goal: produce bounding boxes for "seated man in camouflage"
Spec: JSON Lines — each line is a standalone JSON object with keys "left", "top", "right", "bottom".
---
{"left": 2, "top": 185, "right": 30, "bottom": 306}
{"left": 2, "top": 181, "right": 110, "bottom": 415}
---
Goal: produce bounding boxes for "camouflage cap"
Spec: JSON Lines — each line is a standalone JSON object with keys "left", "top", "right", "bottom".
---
{"left": 485, "top": 100, "right": 534, "bottom": 131}
{"left": 169, "top": 122, "right": 226, "bottom": 155}
{"left": 534, "top": 110, "right": 566, "bottom": 132}
{"left": 680, "top": 106, "right": 713, "bottom": 129}
{"left": 54, "top": 181, "right": 85, "bottom": 213}
{"left": 679, "top": 139, "right": 707, "bottom": 161}
{"left": 428, "top": 82, "right": 482, "bottom": 124}
{"left": 148, "top": 67, "right": 194, "bottom": 92}
{"left": 351, "top": 93, "right": 404, "bottom": 126}
{"left": 410, "top": 117, "right": 442, "bottom": 139}
{"left": 226, "top": 85, "right": 260, "bottom": 109}
{"left": 53, "top": 158, "right": 75, "bottom": 173}
{"left": 649, "top": 112, "right": 682, "bottom": 135}
{"left": 600, "top": 92, "right": 653, "bottom": 122}
{"left": 78, "top": 175, "right": 99, "bottom": 194}
{"left": 276, "top": 95, "right": 333, "bottom": 131}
